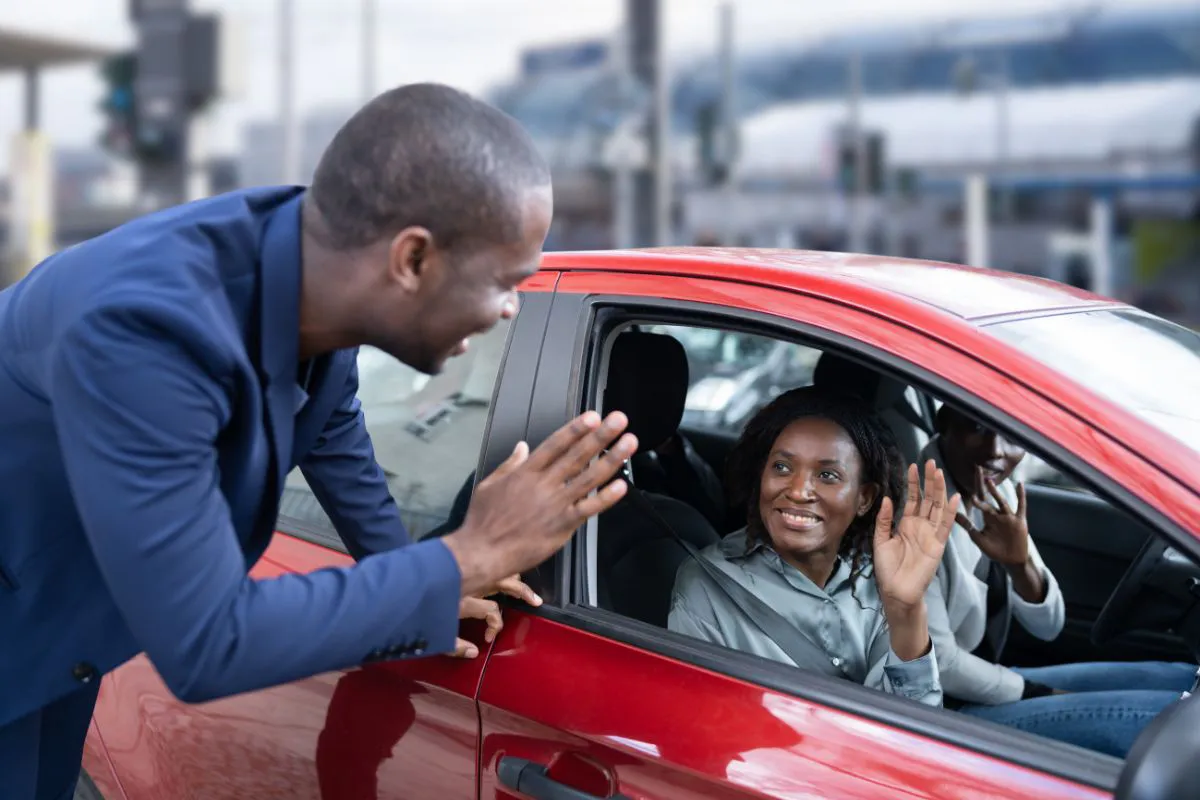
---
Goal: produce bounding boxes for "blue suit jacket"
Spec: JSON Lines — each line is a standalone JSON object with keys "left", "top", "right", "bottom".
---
{"left": 0, "top": 187, "right": 462, "bottom": 728}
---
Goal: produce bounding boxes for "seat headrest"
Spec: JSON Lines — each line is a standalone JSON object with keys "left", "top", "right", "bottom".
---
{"left": 602, "top": 331, "right": 689, "bottom": 450}
{"left": 812, "top": 351, "right": 907, "bottom": 408}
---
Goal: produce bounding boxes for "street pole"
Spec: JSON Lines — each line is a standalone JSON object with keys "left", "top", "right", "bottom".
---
{"left": 361, "top": 0, "right": 377, "bottom": 103}
{"left": 995, "top": 49, "right": 1011, "bottom": 222}
{"left": 279, "top": 0, "right": 299, "bottom": 184}
{"left": 1090, "top": 194, "right": 1113, "bottom": 296}
{"left": 611, "top": 23, "right": 635, "bottom": 250}
{"left": 185, "top": 113, "right": 209, "bottom": 201}
{"left": 718, "top": 2, "right": 736, "bottom": 246}
{"left": 626, "top": 0, "right": 668, "bottom": 247}
{"left": 965, "top": 172, "right": 989, "bottom": 267}
{"left": 651, "top": 0, "right": 670, "bottom": 246}
{"left": 847, "top": 50, "right": 867, "bottom": 253}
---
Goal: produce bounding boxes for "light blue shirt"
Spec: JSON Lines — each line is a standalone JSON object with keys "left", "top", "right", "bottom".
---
{"left": 668, "top": 529, "right": 943, "bottom": 707}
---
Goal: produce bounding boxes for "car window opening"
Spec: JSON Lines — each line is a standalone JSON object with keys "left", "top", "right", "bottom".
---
{"left": 588, "top": 314, "right": 1199, "bottom": 765}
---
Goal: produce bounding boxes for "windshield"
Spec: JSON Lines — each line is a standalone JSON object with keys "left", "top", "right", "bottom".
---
{"left": 988, "top": 308, "right": 1200, "bottom": 455}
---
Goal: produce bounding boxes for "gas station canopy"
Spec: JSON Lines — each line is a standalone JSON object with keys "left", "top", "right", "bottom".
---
{"left": 1, "top": 26, "right": 118, "bottom": 286}
{"left": 0, "top": 26, "right": 117, "bottom": 71}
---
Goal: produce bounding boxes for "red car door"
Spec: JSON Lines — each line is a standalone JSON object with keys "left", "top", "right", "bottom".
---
{"left": 85, "top": 276, "right": 558, "bottom": 799}
{"left": 474, "top": 272, "right": 1131, "bottom": 799}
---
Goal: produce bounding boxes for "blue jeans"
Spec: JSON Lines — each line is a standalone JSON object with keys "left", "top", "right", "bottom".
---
{"left": 958, "top": 661, "right": 1196, "bottom": 758}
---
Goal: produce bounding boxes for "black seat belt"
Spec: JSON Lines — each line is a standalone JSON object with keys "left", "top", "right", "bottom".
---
{"left": 970, "top": 554, "right": 1012, "bottom": 663}
{"left": 892, "top": 395, "right": 932, "bottom": 435}
{"left": 625, "top": 484, "right": 851, "bottom": 681}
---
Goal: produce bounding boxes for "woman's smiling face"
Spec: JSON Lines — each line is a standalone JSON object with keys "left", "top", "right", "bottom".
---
{"left": 757, "top": 416, "right": 877, "bottom": 572}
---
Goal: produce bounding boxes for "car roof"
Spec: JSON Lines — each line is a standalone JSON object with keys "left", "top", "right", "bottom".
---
{"left": 541, "top": 247, "right": 1121, "bottom": 323}
{"left": 541, "top": 246, "right": 1200, "bottom": 524}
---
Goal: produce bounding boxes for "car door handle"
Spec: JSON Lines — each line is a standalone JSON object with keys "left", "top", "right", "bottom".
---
{"left": 498, "top": 756, "right": 630, "bottom": 800}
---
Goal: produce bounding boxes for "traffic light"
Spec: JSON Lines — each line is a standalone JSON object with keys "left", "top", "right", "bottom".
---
{"left": 895, "top": 167, "right": 919, "bottom": 200}
{"left": 694, "top": 99, "right": 739, "bottom": 187}
{"left": 97, "top": 50, "right": 182, "bottom": 165}
{"left": 695, "top": 100, "right": 723, "bottom": 186}
{"left": 98, "top": 52, "right": 137, "bottom": 157}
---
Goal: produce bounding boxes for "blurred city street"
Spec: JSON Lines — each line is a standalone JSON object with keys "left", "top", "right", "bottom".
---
{"left": 4, "top": 0, "right": 1199, "bottom": 585}
{"left": 1, "top": 0, "right": 1197, "bottom": 322}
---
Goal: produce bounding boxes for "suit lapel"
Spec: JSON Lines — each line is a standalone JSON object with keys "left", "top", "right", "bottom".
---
{"left": 257, "top": 191, "right": 305, "bottom": 517}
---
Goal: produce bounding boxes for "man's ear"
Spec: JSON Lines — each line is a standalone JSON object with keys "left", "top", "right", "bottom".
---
{"left": 388, "top": 226, "right": 434, "bottom": 291}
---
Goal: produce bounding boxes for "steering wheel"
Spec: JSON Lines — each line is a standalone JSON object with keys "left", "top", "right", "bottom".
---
{"left": 1092, "top": 535, "right": 1171, "bottom": 646}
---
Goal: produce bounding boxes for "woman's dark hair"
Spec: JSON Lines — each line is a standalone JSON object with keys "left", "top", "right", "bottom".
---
{"left": 725, "top": 385, "right": 907, "bottom": 583}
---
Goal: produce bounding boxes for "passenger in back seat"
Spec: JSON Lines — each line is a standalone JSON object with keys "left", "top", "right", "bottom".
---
{"left": 921, "top": 404, "right": 1194, "bottom": 757}
{"left": 668, "top": 386, "right": 961, "bottom": 707}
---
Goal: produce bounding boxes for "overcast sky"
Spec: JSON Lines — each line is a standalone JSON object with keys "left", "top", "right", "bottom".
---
{"left": 0, "top": 0, "right": 1192, "bottom": 168}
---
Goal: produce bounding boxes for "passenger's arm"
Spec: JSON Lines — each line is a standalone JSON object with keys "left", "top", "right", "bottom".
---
{"left": 666, "top": 561, "right": 732, "bottom": 648}
{"left": 960, "top": 478, "right": 1065, "bottom": 640}
{"left": 925, "top": 563, "right": 1026, "bottom": 705}
{"left": 667, "top": 600, "right": 728, "bottom": 647}
{"left": 51, "top": 307, "right": 461, "bottom": 703}
{"left": 992, "top": 479, "right": 1066, "bottom": 640}
{"left": 1009, "top": 533, "right": 1065, "bottom": 641}
{"left": 299, "top": 356, "right": 410, "bottom": 561}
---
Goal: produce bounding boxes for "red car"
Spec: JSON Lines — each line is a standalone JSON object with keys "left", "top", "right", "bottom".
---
{"left": 80, "top": 249, "right": 1200, "bottom": 800}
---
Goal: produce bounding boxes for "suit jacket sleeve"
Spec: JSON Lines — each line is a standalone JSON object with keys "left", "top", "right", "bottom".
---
{"left": 49, "top": 304, "right": 462, "bottom": 703}
{"left": 298, "top": 356, "right": 411, "bottom": 561}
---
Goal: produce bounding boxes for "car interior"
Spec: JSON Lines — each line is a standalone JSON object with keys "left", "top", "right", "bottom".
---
{"left": 584, "top": 318, "right": 1200, "bottom": 736}
{"left": 390, "top": 310, "right": 1200, "bottom": 764}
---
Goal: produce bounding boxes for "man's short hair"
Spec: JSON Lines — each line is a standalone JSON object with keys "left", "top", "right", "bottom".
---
{"left": 308, "top": 82, "right": 550, "bottom": 254}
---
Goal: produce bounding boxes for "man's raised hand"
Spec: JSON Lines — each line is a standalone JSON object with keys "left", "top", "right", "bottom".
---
{"left": 442, "top": 411, "right": 637, "bottom": 598}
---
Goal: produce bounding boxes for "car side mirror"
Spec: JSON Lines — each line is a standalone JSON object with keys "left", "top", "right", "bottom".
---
{"left": 1116, "top": 692, "right": 1200, "bottom": 800}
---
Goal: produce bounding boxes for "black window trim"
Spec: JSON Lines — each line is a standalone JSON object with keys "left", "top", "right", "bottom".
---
{"left": 516, "top": 287, "right": 1200, "bottom": 793}
{"left": 274, "top": 290, "right": 555, "bottom": 555}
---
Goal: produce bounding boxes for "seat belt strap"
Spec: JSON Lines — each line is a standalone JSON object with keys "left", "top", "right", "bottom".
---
{"left": 626, "top": 485, "right": 849, "bottom": 680}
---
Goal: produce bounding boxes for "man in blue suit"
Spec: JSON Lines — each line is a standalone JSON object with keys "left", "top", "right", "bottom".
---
{"left": 0, "top": 83, "right": 637, "bottom": 799}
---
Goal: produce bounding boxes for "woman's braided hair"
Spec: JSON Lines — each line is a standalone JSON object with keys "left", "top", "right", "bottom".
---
{"left": 725, "top": 385, "right": 907, "bottom": 586}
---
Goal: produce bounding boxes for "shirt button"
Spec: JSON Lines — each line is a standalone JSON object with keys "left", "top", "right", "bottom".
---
{"left": 831, "top": 657, "right": 842, "bottom": 667}
{"left": 72, "top": 662, "right": 98, "bottom": 684}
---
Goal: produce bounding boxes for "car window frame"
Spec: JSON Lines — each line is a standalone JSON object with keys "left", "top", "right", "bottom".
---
{"left": 512, "top": 283, "right": 1200, "bottom": 793}
{"left": 274, "top": 289, "right": 556, "bottom": 553}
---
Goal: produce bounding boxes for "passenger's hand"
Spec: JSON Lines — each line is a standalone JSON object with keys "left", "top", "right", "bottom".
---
{"left": 956, "top": 471, "right": 1030, "bottom": 567}
{"left": 442, "top": 411, "right": 638, "bottom": 598}
{"left": 873, "top": 461, "right": 961, "bottom": 612}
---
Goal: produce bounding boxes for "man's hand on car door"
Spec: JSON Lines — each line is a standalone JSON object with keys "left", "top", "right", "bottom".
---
{"left": 452, "top": 574, "right": 543, "bottom": 658}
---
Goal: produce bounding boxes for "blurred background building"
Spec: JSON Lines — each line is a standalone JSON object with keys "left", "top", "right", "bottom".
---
{"left": 1, "top": 0, "right": 1198, "bottom": 321}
